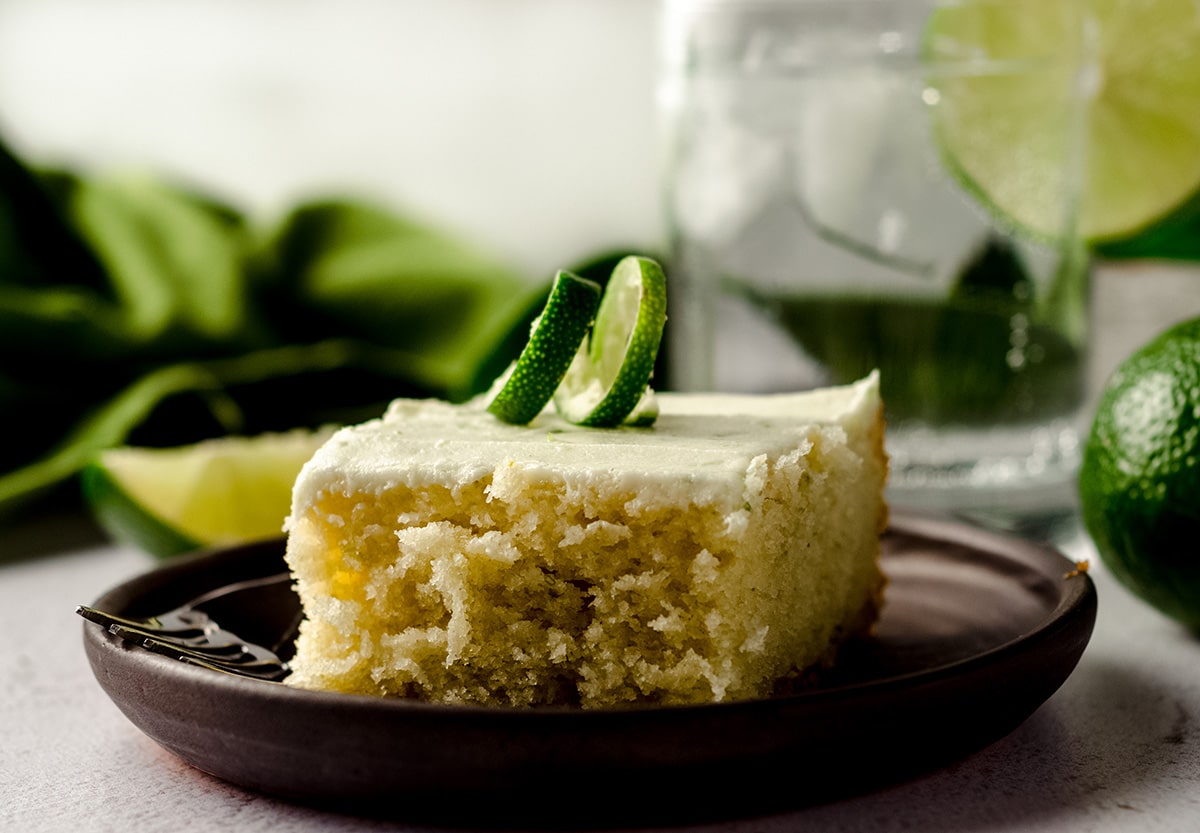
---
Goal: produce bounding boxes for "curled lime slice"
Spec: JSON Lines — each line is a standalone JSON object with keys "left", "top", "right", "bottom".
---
{"left": 486, "top": 270, "right": 602, "bottom": 425}
{"left": 554, "top": 256, "right": 667, "bottom": 428}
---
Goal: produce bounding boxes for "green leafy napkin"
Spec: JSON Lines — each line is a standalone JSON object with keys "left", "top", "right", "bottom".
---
{"left": 0, "top": 136, "right": 553, "bottom": 519}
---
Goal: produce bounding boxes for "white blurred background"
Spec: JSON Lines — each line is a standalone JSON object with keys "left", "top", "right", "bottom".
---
{"left": 0, "top": 0, "right": 665, "bottom": 275}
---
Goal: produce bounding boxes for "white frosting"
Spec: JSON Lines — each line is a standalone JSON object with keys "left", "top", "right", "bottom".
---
{"left": 291, "top": 372, "right": 880, "bottom": 514}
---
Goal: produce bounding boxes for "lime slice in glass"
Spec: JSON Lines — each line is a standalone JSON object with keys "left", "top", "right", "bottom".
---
{"left": 926, "top": 0, "right": 1200, "bottom": 245}
{"left": 486, "top": 270, "right": 602, "bottom": 425}
{"left": 82, "top": 428, "right": 335, "bottom": 557}
{"left": 554, "top": 256, "right": 667, "bottom": 427}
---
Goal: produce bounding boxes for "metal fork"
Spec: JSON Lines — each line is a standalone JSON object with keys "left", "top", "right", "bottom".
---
{"left": 77, "top": 572, "right": 300, "bottom": 682}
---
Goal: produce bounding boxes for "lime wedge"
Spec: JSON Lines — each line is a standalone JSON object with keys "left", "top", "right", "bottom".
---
{"left": 82, "top": 428, "right": 334, "bottom": 557}
{"left": 486, "top": 270, "right": 602, "bottom": 425}
{"left": 554, "top": 256, "right": 667, "bottom": 427}
{"left": 926, "top": 0, "right": 1200, "bottom": 244}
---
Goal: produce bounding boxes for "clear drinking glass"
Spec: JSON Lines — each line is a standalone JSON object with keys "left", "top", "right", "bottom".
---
{"left": 660, "top": 0, "right": 1092, "bottom": 508}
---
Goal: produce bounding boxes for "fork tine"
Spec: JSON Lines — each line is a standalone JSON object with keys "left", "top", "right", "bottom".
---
{"left": 109, "top": 625, "right": 256, "bottom": 664}
{"left": 110, "top": 625, "right": 288, "bottom": 676}
{"left": 178, "top": 655, "right": 290, "bottom": 682}
{"left": 100, "top": 620, "right": 256, "bottom": 656}
{"left": 76, "top": 604, "right": 210, "bottom": 637}
{"left": 76, "top": 572, "right": 297, "bottom": 683}
{"left": 76, "top": 605, "right": 264, "bottom": 655}
{"left": 135, "top": 637, "right": 289, "bottom": 681}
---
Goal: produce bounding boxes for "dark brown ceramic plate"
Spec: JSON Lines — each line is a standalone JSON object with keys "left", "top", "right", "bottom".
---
{"left": 82, "top": 513, "right": 1096, "bottom": 825}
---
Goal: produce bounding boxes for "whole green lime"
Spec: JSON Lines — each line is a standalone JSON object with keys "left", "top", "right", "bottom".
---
{"left": 1079, "top": 316, "right": 1200, "bottom": 628}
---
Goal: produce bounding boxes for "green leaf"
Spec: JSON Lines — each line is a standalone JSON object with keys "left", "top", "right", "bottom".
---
{"left": 48, "top": 171, "right": 258, "bottom": 348}
{"left": 0, "top": 142, "right": 106, "bottom": 290}
{"left": 0, "top": 362, "right": 226, "bottom": 516}
{"left": 255, "top": 199, "right": 549, "bottom": 400}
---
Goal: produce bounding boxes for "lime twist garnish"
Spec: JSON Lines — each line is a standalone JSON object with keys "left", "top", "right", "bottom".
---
{"left": 486, "top": 270, "right": 603, "bottom": 425}
{"left": 554, "top": 256, "right": 667, "bottom": 427}
{"left": 487, "top": 256, "right": 667, "bottom": 428}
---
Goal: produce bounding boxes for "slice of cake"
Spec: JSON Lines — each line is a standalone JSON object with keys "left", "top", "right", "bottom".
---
{"left": 283, "top": 371, "right": 888, "bottom": 708}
